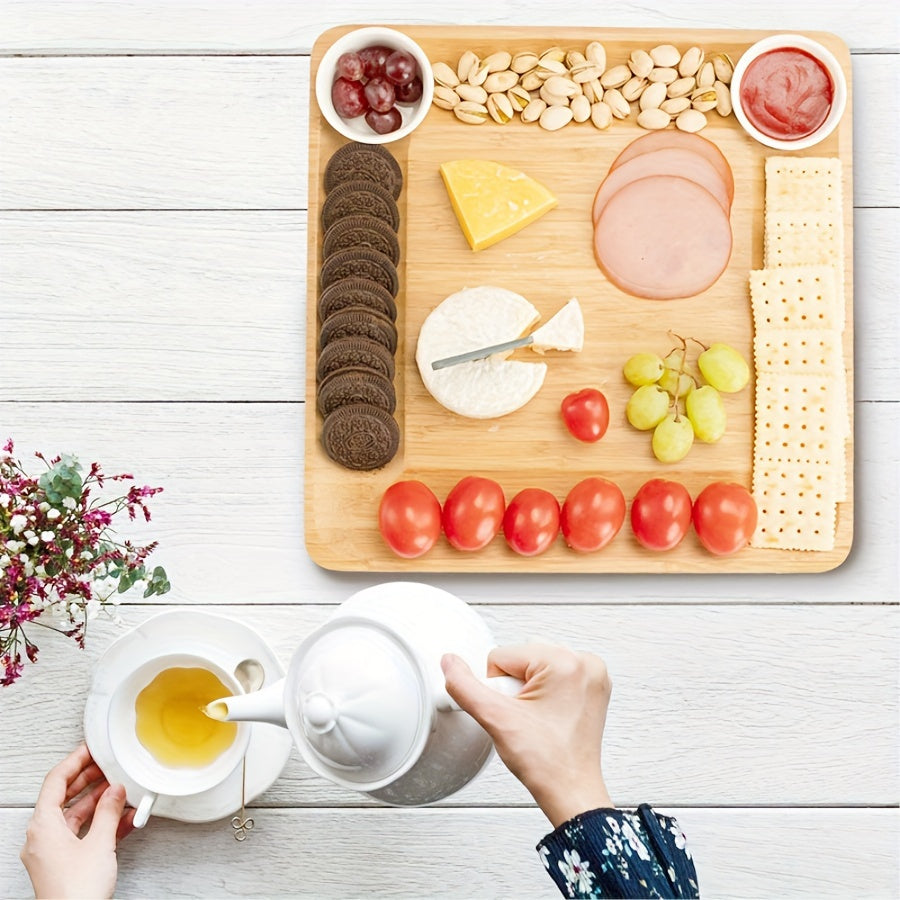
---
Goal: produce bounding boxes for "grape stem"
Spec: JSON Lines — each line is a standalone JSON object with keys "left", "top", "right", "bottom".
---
{"left": 664, "top": 332, "right": 697, "bottom": 421}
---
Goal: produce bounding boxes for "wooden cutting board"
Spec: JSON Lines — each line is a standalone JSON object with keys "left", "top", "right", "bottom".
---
{"left": 305, "top": 26, "right": 853, "bottom": 573}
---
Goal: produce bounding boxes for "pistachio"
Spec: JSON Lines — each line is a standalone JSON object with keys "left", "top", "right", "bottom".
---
{"left": 456, "top": 50, "right": 479, "bottom": 82}
{"left": 519, "top": 70, "right": 544, "bottom": 91}
{"left": 570, "top": 63, "right": 603, "bottom": 84}
{"left": 482, "top": 51, "right": 512, "bottom": 73}
{"left": 507, "top": 84, "right": 532, "bottom": 112}
{"left": 660, "top": 96, "right": 691, "bottom": 115}
{"left": 570, "top": 93, "right": 591, "bottom": 123}
{"left": 628, "top": 49, "right": 654, "bottom": 79}
{"left": 521, "top": 97, "right": 547, "bottom": 123}
{"left": 675, "top": 108, "right": 707, "bottom": 133}
{"left": 650, "top": 44, "right": 681, "bottom": 68}
{"left": 539, "top": 81, "right": 572, "bottom": 107}
{"left": 585, "top": 41, "right": 607, "bottom": 71}
{"left": 536, "top": 57, "right": 567, "bottom": 78}
{"left": 432, "top": 85, "right": 461, "bottom": 110}
{"left": 590, "top": 100, "right": 613, "bottom": 129}
{"left": 647, "top": 66, "right": 678, "bottom": 85}
{"left": 540, "top": 46, "right": 567, "bottom": 64}
{"left": 483, "top": 69, "right": 519, "bottom": 93}
{"left": 455, "top": 83, "right": 488, "bottom": 104}
{"left": 713, "top": 80, "right": 732, "bottom": 116}
{"left": 433, "top": 61, "right": 460, "bottom": 89}
{"left": 678, "top": 46, "right": 704, "bottom": 77}
{"left": 689, "top": 87, "right": 717, "bottom": 113}
{"left": 621, "top": 76, "right": 648, "bottom": 102}
{"left": 600, "top": 64, "right": 631, "bottom": 89}
{"left": 603, "top": 88, "right": 630, "bottom": 119}
{"left": 637, "top": 107, "right": 672, "bottom": 130}
{"left": 667, "top": 76, "right": 696, "bottom": 99}
{"left": 584, "top": 78, "right": 604, "bottom": 103}
{"left": 565, "top": 49, "right": 587, "bottom": 69}
{"left": 712, "top": 53, "right": 734, "bottom": 84}
{"left": 468, "top": 61, "right": 490, "bottom": 86}
{"left": 539, "top": 104, "right": 574, "bottom": 131}
{"left": 511, "top": 51, "right": 540, "bottom": 74}
{"left": 544, "top": 75, "right": 581, "bottom": 98}
{"left": 697, "top": 60, "right": 715, "bottom": 88}
{"left": 639, "top": 81, "right": 668, "bottom": 111}
{"left": 487, "top": 92, "right": 514, "bottom": 124}
{"left": 453, "top": 100, "right": 489, "bottom": 124}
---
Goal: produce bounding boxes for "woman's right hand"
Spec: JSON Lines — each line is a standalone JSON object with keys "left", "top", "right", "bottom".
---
{"left": 441, "top": 643, "right": 614, "bottom": 828}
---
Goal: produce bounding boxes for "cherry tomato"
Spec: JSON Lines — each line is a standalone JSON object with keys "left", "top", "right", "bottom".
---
{"left": 503, "top": 488, "right": 560, "bottom": 557}
{"left": 561, "top": 389, "right": 610, "bottom": 443}
{"left": 630, "top": 478, "right": 693, "bottom": 551}
{"left": 692, "top": 482, "right": 758, "bottom": 556}
{"left": 378, "top": 480, "right": 441, "bottom": 558}
{"left": 442, "top": 476, "right": 506, "bottom": 552}
{"left": 560, "top": 477, "right": 626, "bottom": 552}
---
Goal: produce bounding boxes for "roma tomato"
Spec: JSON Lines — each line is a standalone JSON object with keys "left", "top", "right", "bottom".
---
{"left": 442, "top": 476, "right": 506, "bottom": 551}
{"left": 630, "top": 478, "right": 693, "bottom": 551}
{"left": 560, "top": 477, "right": 625, "bottom": 552}
{"left": 561, "top": 389, "right": 610, "bottom": 443}
{"left": 378, "top": 480, "right": 441, "bottom": 558}
{"left": 503, "top": 488, "right": 560, "bottom": 557}
{"left": 692, "top": 482, "right": 758, "bottom": 556}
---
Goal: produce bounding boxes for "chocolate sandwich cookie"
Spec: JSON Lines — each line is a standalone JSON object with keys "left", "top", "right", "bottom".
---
{"left": 316, "top": 366, "right": 396, "bottom": 417}
{"left": 321, "top": 180, "right": 399, "bottom": 233}
{"left": 319, "top": 305, "right": 397, "bottom": 354}
{"left": 317, "top": 277, "right": 397, "bottom": 322}
{"left": 324, "top": 142, "right": 403, "bottom": 200}
{"left": 321, "top": 403, "right": 400, "bottom": 471}
{"left": 316, "top": 336, "right": 395, "bottom": 383}
{"left": 320, "top": 247, "right": 399, "bottom": 298}
{"left": 323, "top": 215, "right": 401, "bottom": 266}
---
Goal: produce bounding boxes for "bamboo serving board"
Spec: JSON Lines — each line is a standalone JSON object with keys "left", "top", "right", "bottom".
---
{"left": 305, "top": 26, "right": 853, "bottom": 573}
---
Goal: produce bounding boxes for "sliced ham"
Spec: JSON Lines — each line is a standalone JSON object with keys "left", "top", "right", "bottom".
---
{"left": 591, "top": 147, "right": 731, "bottom": 226}
{"left": 593, "top": 175, "right": 732, "bottom": 300}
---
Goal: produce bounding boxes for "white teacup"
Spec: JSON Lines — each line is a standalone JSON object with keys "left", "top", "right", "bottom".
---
{"left": 107, "top": 652, "right": 250, "bottom": 827}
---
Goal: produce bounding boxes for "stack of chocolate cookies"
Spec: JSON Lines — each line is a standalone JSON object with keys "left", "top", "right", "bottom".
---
{"left": 316, "top": 142, "right": 403, "bottom": 471}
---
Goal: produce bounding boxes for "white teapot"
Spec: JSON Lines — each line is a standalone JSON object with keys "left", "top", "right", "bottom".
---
{"left": 206, "top": 582, "right": 521, "bottom": 806}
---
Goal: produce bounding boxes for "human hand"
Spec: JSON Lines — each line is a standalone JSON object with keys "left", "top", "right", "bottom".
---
{"left": 442, "top": 643, "right": 614, "bottom": 828}
{"left": 20, "top": 743, "right": 136, "bottom": 900}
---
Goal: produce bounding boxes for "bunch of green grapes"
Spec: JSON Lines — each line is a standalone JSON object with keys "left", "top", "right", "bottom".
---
{"left": 623, "top": 336, "right": 750, "bottom": 463}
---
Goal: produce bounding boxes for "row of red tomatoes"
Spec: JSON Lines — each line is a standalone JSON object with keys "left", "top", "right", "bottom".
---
{"left": 378, "top": 476, "right": 757, "bottom": 559}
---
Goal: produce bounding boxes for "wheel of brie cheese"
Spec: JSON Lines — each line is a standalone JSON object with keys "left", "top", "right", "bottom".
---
{"left": 416, "top": 286, "right": 547, "bottom": 419}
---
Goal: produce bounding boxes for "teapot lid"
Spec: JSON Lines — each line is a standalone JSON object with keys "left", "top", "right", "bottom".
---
{"left": 284, "top": 617, "right": 430, "bottom": 789}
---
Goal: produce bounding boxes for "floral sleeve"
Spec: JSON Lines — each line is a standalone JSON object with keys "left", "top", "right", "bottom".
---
{"left": 537, "top": 805, "right": 699, "bottom": 898}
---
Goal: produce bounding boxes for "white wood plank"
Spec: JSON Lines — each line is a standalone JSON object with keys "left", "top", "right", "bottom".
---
{"left": 0, "top": 54, "right": 896, "bottom": 209}
{"left": 0, "top": 807, "right": 897, "bottom": 899}
{"left": 0, "top": 0, "right": 897, "bottom": 53}
{"left": 0, "top": 401, "right": 896, "bottom": 603}
{"left": 0, "top": 604, "right": 896, "bottom": 807}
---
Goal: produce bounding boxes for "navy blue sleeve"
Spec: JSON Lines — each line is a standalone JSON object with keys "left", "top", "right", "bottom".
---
{"left": 536, "top": 805, "right": 699, "bottom": 898}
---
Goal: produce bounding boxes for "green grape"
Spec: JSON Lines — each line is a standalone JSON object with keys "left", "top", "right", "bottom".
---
{"left": 651, "top": 414, "right": 695, "bottom": 463}
{"left": 658, "top": 350, "right": 694, "bottom": 398}
{"left": 623, "top": 352, "right": 665, "bottom": 386}
{"left": 626, "top": 385, "right": 670, "bottom": 431}
{"left": 685, "top": 384, "right": 726, "bottom": 442}
{"left": 697, "top": 343, "right": 750, "bottom": 393}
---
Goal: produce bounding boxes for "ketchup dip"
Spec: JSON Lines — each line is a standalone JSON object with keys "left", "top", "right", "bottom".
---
{"left": 738, "top": 47, "right": 834, "bottom": 141}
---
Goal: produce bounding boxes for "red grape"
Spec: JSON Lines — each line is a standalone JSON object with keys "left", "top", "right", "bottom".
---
{"left": 365, "top": 107, "right": 402, "bottom": 134}
{"left": 336, "top": 51, "right": 364, "bottom": 81}
{"left": 384, "top": 50, "right": 417, "bottom": 86}
{"left": 395, "top": 75, "right": 423, "bottom": 104}
{"left": 331, "top": 77, "right": 369, "bottom": 118}
{"left": 364, "top": 76, "right": 396, "bottom": 113}
{"left": 358, "top": 45, "right": 391, "bottom": 79}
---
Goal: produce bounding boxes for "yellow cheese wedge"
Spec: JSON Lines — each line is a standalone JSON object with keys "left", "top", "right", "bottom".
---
{"left": 440, "top": 159, "right": 557, "bottom": 251}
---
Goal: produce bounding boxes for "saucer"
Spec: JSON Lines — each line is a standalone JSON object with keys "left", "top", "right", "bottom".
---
{"left": 84, "top": 610, "right": 293, "bottom": 823}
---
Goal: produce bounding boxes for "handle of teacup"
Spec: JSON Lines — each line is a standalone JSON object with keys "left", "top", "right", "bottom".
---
{"left": 132, "top": 792, "right": 156, "bottom": 829}
{"left": 438, "top": 674, "right": 524, "bottom": 712}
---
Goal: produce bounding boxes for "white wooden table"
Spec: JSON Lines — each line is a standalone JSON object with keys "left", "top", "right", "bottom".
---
{"left": 0, "top": 3, "right": 897, "bottom": 897}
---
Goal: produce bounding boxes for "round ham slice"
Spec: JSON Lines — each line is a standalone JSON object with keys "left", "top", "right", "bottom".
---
{"left": 591, "top": 147, "right": 730, "bottom": 225}
{"left": 609, "top": 130, "right": 735, "bottom": 207}
{"left": 593, "top": 175, "right": 732, "bottom": 300}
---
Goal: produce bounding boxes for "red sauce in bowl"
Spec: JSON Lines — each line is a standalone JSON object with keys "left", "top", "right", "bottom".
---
{"left": 739, "top": 47, "right": 834, "bottom": 140}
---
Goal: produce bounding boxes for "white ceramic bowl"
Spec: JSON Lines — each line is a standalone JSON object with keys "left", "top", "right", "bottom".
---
{"left": 730, "top": 34, "right": 847, "bottom": 151}
{"left": 315, "top": 26, "right": 434, "bottom": 145}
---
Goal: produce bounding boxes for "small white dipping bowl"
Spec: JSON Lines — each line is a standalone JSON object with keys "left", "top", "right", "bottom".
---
{"left": 315, "top": 26, "right": 434, "bottom": 145}
{"left": 730, "top": 33, "right": 847, "bottom": 151}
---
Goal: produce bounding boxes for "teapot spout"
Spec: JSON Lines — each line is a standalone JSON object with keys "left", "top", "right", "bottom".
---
{"left": 204, "top": 677, "right": 287, "bottom": 728}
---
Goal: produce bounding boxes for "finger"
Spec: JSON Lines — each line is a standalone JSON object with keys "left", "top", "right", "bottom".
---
{"left": 63, "top": 779, "right": 109, "bottom": 835}
{"left": 117, "top": 805, "right": 137, "bottom": 842}
{"left": 486, "top": 643, "right": 560, "bottom": 680}
{"left": 64, "top": 763, "right": 105, "bottom": 802}
{"left": 86, "top": 784, "right": 127, "bottom": 847}
{"left": 441, "top": 654, "right": 511, "bottom": 732}
{"left": 36, "top": 744, "right": 93, "bottom": 811}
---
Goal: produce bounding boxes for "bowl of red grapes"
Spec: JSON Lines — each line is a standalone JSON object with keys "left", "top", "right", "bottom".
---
{"left": 315, "top": 27, "right": 434, "bottom": 144}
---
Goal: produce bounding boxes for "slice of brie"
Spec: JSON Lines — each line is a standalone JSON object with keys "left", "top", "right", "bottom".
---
{"left": 530, "top": 298, "right": 584, "bottom": 354}
{"left": 416, "top": 286, "right": 547, "bottom": 419}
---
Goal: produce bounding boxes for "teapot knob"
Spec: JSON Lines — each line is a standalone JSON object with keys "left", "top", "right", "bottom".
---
{"left": 303, "top": 692, "right": 337, "bottom": 733}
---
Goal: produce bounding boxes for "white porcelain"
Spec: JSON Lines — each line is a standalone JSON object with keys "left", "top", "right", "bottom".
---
{"left": 84, "top": 610, "right": 292, "bottom": 825}
{"left": 730, "top": 34, "right": 847, "bottom": 151}
{"left": 314, "top": 26, "right": 434, "bottom": 145}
